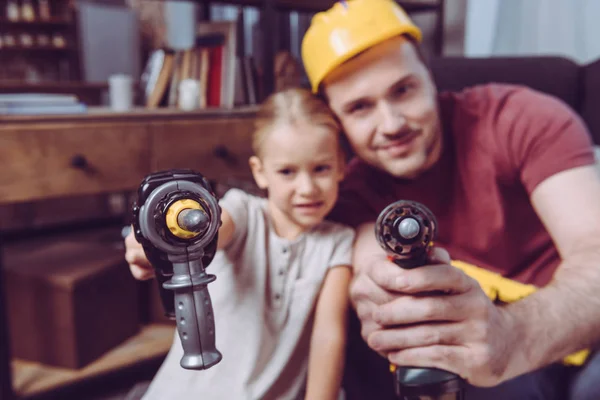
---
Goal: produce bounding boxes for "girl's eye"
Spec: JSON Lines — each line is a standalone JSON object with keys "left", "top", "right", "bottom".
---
{"left": 278, "top": 168, "right": 293, "bottom": 176}
{"left": 314, "top": 164, "right": 331, "bottom": 173}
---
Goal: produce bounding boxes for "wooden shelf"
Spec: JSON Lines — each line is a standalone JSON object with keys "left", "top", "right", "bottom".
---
{"left": 11, "top": 324, "right": 175, "bottom": 399}
{"left": 0, "top": 105, "right": 259, "bottom": 124}
{"left": 0, "top": 46, "right": 74, "bottom": 53}
{"left": 0, "top": 82, "right": 108, "bottom": 107}
{"left": 0, "top": 0, "right": 82, "bottom": 82}
{"left": 0, "top": 18, "right": 72, "bottom": 28}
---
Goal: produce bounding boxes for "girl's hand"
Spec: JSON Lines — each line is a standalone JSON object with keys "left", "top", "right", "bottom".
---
{"left": 124, "top": 228, "right": 155, "bottom": 280}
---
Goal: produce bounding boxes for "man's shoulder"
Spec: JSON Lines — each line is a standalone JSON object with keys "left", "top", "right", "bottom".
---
{"left": 442, "top": 82, "right": 544, "bottom": 99}
{"left": 440, "top": 83, "right": 574, "bottom": 120}
{"left": 340, "top": 158, "right": 391, "bottom": 193}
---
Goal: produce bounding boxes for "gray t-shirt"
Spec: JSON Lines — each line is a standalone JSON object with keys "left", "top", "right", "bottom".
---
{"left": 142, "top": 188, "right": 355, "bottom": 400}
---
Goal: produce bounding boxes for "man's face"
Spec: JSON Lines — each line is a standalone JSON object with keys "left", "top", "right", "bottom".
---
{"left": 323, "top": 36, "right": 442, "bottom": 179}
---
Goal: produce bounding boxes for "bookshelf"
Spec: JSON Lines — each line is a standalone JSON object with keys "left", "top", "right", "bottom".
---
{"left": 0, "top": 0, "right": 82, "bottom": 82}
{"left": 142, "top": 0, "right": 445, "bottom": 109}
{"left": 198, "top": 0, "right": 446, "bottom": 100}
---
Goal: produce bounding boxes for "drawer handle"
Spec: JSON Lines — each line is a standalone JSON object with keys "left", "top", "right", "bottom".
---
{"left": 70, "top": 154, "right": 97, "bottom": 174}
{"left": 213, "top": 145, "right": 238, "bottom": 166}
{"left": 70, "top": 154, "right": 88, "bottom": 169}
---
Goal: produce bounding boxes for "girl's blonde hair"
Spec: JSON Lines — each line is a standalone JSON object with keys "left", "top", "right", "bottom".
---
{"left": 252, "top": 87, "right": 342, "bottom": 157}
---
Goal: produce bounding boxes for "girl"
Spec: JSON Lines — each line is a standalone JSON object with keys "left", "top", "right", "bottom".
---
{"left": 125, "top": 87, "right": 355, "bottom": 400}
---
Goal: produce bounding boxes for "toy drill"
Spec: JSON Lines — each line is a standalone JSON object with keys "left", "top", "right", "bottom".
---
{"left": 131, "top": 169, "right": 222, "bottom": 370}
{"left": 375, "top": 200, "right": 465, "bottom": 400}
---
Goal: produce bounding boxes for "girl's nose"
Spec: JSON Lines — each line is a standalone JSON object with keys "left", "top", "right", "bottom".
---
{"left": 297, "top": 173, "right": 318, "bottom": 195}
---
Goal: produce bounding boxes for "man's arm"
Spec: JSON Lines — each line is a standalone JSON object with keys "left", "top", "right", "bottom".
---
{"left": 349, "top": 165, "right": 600, "bottom": 387}
{"left": 304, "top": 265, "right": 352, "bottom": 400}
{"left": 506, "top": 164, "right": 600, "bottom": 371}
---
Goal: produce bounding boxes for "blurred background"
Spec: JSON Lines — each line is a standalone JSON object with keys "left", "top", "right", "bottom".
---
{"left": 1, "top": 1, "right": 598, "bottom": 400}
{"left": 2, "top": 0, "right": 598, "bottom": 98}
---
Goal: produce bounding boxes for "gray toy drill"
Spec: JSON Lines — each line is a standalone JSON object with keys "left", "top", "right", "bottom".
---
{"left": 375, "top": 200, "right": 465, "bottom": 400}
{"left": 131, "top": 169, "right": 222, "bottom": 370}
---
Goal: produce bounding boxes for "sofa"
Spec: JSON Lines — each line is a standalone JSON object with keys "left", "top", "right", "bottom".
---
{"left": 429, "top": 55, "right": 600, "bottom": 144}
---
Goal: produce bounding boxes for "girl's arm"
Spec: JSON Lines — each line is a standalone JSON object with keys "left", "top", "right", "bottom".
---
{"left": 304, "top": 265, "right": 353, "bottom": 400}
{"left": 216, "top": 208, "right": 235, "bottom": 250}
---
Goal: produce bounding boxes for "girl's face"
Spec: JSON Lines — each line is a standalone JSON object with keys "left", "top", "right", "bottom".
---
{"left": 249, "top": 121, "right": 344, "bottom": 240}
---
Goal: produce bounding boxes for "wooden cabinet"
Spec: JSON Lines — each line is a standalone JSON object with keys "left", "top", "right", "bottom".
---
{"left": 0, "top": 121, "right": 150, "bottom": 204}
{"left": 0, "top": 108, "right": 257, "bottom": 205}
{"left": 150, "top": 116, "right": 255, "bottom": 183}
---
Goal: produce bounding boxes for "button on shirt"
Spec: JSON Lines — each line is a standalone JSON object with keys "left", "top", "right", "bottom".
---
{"left": 142, "top": 188, "right": 355, "bottom": 400}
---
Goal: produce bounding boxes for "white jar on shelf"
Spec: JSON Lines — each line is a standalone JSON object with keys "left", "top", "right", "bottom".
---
{"left": 178, "top": 79, "right": 201, "bottom": 110}
{"left": 6, "top": 0, "right": 20, "bottom": 21}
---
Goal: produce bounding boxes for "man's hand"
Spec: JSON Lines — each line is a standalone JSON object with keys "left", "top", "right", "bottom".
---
{"left": 124, "top": 228, "right": 155, "bottom": 280}
{"left": 350, "top": 245, "right": 523, "bottom": 387}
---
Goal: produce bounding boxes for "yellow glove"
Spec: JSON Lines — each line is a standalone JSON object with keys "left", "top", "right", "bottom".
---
{"left": 451, "top": 260, "right": 589, "bottom": 367}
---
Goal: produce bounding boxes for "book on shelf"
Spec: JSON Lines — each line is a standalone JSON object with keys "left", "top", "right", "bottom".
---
{"left": 142, "top": 20, "right": 259, "bottom": 110}
{"left": 0, "top": 93, "right": 87, "bottom": 115}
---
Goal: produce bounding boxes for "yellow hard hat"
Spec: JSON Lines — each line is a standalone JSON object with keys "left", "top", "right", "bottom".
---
{"left": 301, "top": 0, "right": 422, "bottom": 93}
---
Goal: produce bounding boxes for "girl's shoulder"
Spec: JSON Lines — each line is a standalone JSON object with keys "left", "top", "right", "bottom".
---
{"left": 218, "top": 188, "right": 269, "bottom": 238}
{"left": 219, "top": 187, "right": 267, "bottom": 212}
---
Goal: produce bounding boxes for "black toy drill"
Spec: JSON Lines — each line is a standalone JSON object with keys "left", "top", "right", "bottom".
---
{"left": 131, "top": 169, "right": 222, "bottom": 370}
{"left": 375, "top": 200, "right": 465, "bottom": 400}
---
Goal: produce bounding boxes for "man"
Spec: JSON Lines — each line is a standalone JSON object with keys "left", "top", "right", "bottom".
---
{"left": 300, "top": 0, "right": 600, "bottom": 399}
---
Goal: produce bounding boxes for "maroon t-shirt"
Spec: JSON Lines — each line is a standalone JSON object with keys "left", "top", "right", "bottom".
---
{"left": 329, "top": 83, "right": 596, "bottom": 399}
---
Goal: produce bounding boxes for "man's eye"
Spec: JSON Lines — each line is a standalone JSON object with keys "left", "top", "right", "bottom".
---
{"left": 392, "top": 83, "right": 415, "bottom": 98}
{"left": 348, "top": 102, "right": 371, "bottom": 114}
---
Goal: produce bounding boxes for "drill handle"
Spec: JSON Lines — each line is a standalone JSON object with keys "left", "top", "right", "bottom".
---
{"left": 388, "top": 254, "right": 429, "bottom": 270}
{"left": 164, "top": 258, "right": 222, "bottom": 370}
{"left": 155, "top": 272, "right": 175, "bottom": 319}
{"left": 140, "top": 244, "right": 176, "bottom": 318}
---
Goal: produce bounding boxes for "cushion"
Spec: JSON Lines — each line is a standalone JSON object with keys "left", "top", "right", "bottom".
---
{"left": 429, "top": 56, "right": 581, "bottom": 111}
{"left": 582, "top": 59, "right": 600, "bottom": 144}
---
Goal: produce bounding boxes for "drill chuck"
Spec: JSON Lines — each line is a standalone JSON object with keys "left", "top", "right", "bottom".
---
{"left": 375, "top": 200, "right": 437, "bottom": 269}
{"left": 398, "top": 217, "right": 420, "bottom": 239}
{"left": 178, "top": 208, "right": 210, "bottom": 234}
{"left": 165, "top": 198, "right": 211, "bottom": 240}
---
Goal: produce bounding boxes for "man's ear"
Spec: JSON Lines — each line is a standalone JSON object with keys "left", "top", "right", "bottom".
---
{"left": 249, "top": 156, "right": 269, "bottom": 189}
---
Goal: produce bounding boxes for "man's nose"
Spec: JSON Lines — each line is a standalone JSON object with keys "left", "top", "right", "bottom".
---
{"left": 378, "top": 102, "right": 406, "bottom": 136}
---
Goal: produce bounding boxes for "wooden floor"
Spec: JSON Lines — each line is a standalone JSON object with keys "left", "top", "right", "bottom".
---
{"left": 11, "top": 324, "right": 174, "bottom": 400}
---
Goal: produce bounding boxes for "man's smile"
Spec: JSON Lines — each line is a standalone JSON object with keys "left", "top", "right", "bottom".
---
{"left": 376, "top": 130, "right": 420, "bottom": 156}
